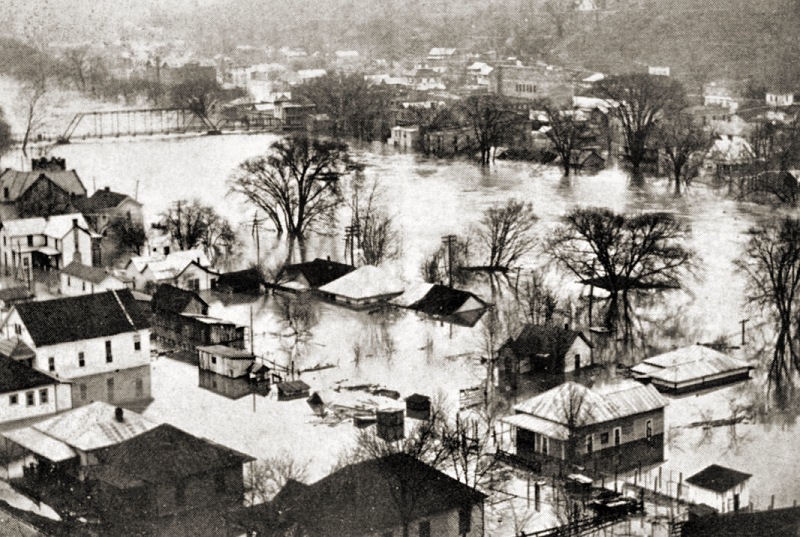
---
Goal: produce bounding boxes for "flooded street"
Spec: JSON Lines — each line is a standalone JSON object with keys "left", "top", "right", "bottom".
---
{"left": 3, "top": 133, "right": 797, "bottom": 506}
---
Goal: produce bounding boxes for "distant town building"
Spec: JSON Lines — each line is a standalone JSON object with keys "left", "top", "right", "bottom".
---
{"left": 766, "top": 90, "right": 795, "bottom": 107}
{"left": 648, "top": 66, "right": 670, "bottom": 77}
{"left": 490, "top": 64, "right": 575, "bottom": 104}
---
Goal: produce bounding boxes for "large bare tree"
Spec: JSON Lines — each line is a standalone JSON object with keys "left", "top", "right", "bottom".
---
{"left": 543, "top": 105, "right": 590, "bottom": 176}
{"left": 738, "top": 217, "right": 800, "bottom": 387}
{"left": 157, "top": 199, "right": 237, "bottom": 264}
{"left": 347, "top": 175, "right": 400, "bottom": 266}
{"left": 594, "top": 73, "right": 686, "bottom": 178}
{"left": 231, "top": 136, "right": 352, "bottom": 238}
{"left": 475, "top": 199, "right": 538, "bottom": 272}
{"left": 460, "top": 94, "right": 526, "bottom": 165}
{"left": 547, "top": 207, "right": 692, "bottom": 338}
{"left": 656, "top": 113, "right": 713, "bottom": 195}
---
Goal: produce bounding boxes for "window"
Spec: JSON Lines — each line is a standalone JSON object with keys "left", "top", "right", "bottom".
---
{"left": 646, "top": 420, "right": 653, "bottom": 440}
{"left": 14, "top": 324, "right": 21, "bottom": 336}
{"left": 586, "top": 434, "right": 593, "bottom": 454}
{"left": 26, "top": 235, "right": 32, "bottom": 247}
{"left": 39, "top": 389, "right": 48, "bottom": 404}
{"left": 106, "top": 378, "right": 115, "bottom": 401}
{"left": 48, "top": 357, "right": 55, "bottom": 372}
{"left": 67, "top": 276, "right": 71, "bottom": 286}
{"left": 82, "top": 281, "right": 86, "bottom": 292}
{"left": 541, "top": 436, "right": 549, "bottom": 455}
{"left": 2, "top": 237, "right": 4, "bottom": 246}
{"left": 3, "top": 187, "right": 8, "bottom": 199}
{"left": 78, "top": 352, "right": 85, "bottom": 368}
{"left": 134, "top": 335, "right": 141, "bottom": 351}
{"left": 26, "top": 391, "right": 35, "bottom": 406}
{"left": 211, "top": 355, "right": 217, "bottom": 365}
{"left": 175, "top": 480, "right": 186, "bottom": 505}
{"left": 9, "top": 394, "right": 18, "bottom": 405}
{"left": 135, "top": 378, "right": 144, "bottom": 397}
{"left": 459, "top": 505, "right": 472, "bottom": 534}
{"left": 614, "top": 427, "right": 621, "bottom": 447}
{"left": 80, "top": 384, "right": 87, "bottom": 400}
{"left": 105, "top": 340, "right": 113, "bottom": 363}
{"left": 214, "top": 472, "right": 226, "bottom": 492}
{"left": 418, "top": 520, "right": 431, "bottom": 537}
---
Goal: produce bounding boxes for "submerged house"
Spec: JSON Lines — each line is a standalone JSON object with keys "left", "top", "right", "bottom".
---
{"left": 392, "top": 282, "right": 488, "bottom": 326}
{"left": 272, "top": 257, "right": 355, "bottom": 293}
{"left": 197, "top": 345, "right": 255, "bottom": 379}
{"left": 631, "top": 344, "right": 752, "bottom": 393}
{"left": 214, "top": 268, "right": 265, "bottom": 294}
{"left": 499, "top": 324, "right": 593, "bottom": 379}
{"left": 317, "top": 265, "right": 404, "bottom": 308}
{"left": 500, "top": 380, "right": 667, "bottom": 472}
{"left": 233, "top": 453, "right": 486, "bottom": 537}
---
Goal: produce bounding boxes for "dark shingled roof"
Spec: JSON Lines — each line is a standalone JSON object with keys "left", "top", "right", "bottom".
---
{"left": 0, "top": 287, "right": 34, "bottom": 303}
{"left": 0, "top": 354, "right": 56, "bottom": 393}
{"left": 234, "top": 453, "right": 486, "bottom": 536}
{"left": 408, "top": 284, "right": 486, "bottom": 317}
{"left": 686, "top": 464, "right": 752, "bottom": 493}
{"left": 0, "top": 169, "right": 86, "bottom": 201}
{"left": 93, "top": 423, "right": 253, "bottom": 488}
{"left": 215, "top": 268, "right": 264, "bottom": 294}
{"left": 61, "top": 260, "right": 115, "bottom": 284}
{"left": 279, "top": 258, "right": 355, "bottom": 288}
{"left": 504, "top": 324, "right": 593, "bottom": 362}
{"left": 71, "top": 188, "right": 138, "bottom": 213}
{"left": 151, "top": 284, "right": 208, "bottom": 315}
{"left": 12, "top": 289, "right": 150, "bottom": 347}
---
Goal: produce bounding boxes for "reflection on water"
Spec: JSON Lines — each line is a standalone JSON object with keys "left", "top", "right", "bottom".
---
{"left": 69, "top": 364, "right": 152, "bottom": 412}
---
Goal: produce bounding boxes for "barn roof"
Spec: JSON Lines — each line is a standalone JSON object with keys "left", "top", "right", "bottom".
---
{"left": 151, "top": 284, "right": 208, "bottom": 314}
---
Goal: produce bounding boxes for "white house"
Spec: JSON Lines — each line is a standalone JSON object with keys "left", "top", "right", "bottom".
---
{"left": 766, "top": 91, "right": 795, "bottom": 108}
{"left": 0, "top": 213, "right": 96, "bottom": 276}
{"left": 0, "top": 354, "right": 72, "bottom": 424}
{"left": 197, "top": 345, "right": 255, "bottom": 378}
{"left": 60, "top": 260, "right": 128, "bottom": 296}
{"left": 124, "top": 249, "right": 218, "bottom": 291}
{"left": 686, "top": 464, "right": 751, "bottom": 513}
{"left": 0, "top": 289, "right": 151, "bottom": 380}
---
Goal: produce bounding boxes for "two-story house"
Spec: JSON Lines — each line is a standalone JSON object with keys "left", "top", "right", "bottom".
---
{"left": 0, "top": 213, "right": 97, "bottom": 275}
{"left": 500, "top": 380, "right": 667, "bottom": 473}
{"left": 0, "top": 157, "right": 87, "bottom": 218}
{"left": 72, "top": 186, "right": 143, "bottom": 234}
{"left": 0, "top": 289, "right": 151, "bottom": 380}
{"left": 233, "top": 453, "right": 486, "bottom": 537}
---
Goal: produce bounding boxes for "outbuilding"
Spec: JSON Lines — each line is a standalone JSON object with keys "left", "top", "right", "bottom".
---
{"left": 197, "top": 345, "right": 255, "bottom": 379}
{"left": 686, "top": 464, "right": 751, "bottom": 514}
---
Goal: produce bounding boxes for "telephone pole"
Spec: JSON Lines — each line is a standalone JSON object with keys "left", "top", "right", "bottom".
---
{"left": 442, "top": 234, "right": 457, "bottom": 287}
{"left": 345, "top": 224, "right": 360, "bottom": 265}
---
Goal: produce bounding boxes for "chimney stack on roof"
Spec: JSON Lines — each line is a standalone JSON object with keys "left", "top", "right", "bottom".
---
{"left": 114, "top": 407, "right": 124, "bottom": 422}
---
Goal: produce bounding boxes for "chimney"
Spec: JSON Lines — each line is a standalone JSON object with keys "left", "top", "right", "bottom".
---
{"left": 114, "top": 407, "right": 124, "bottom": 422}
{"left": 72, "top": 218, "right": 81, "bottom": 264}
{"left": 327, "top": 255, "right": 331, "bottom": 261}
{"left": 104, "top": 186, "right": 110, "bottom": 192}
{"left": 564, "top": 323, "right": 569, "bottom": 330}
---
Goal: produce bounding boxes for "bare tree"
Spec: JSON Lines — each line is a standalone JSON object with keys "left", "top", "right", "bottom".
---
{"left": 420, "top": 235, "right": 472, "bottom": 286}
{"left": 594, "top": 73, "right": 686, "bottom": 179}
{"left": 517, "top": 270, "right": 560, "bottom": 326}
{"left": 555, "top": 383, "right": 593, "bottom": 463}
{"left": 230, "top": 136, "right": 352, "bottom": 238}
{"left": 656, "top": 114, "right": 713, "bottom": 195}
{"left": 274, "top": 293, "right": 319, "bottom": 374}
{"left": 245, "top": 451, "right": 310, "bottom": 505}
{"left": 107, "top": 216, "right": 146, "bottom": 256}
{"left": 18, "top": 79, "right": 47, "bottom": 157}
{"left": 737, "top": 217, "right": 800, "bottom": 387}
{"left": 475, "top": 199, "right": 538, "bottom": 272}
{"left": 347, "top": 176, "right": 400, "bottom": 266}
{"left": 0, "top": 107, "right": 12, "bottom": 157}
{"left": 547, "top": 207, "right": 692, "bottom": 338}
{"left": 158, "top": 199, "right": 237, "bottom": 264}
{"left": 460, "top": 94, "right": 526, "bottom": 165}
{"left": 543, "top": 105, "right": 590, "bottom": 177}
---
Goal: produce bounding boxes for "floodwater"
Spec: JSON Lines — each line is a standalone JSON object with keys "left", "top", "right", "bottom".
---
{"left": 1, "top": 133, "right": 797, "bottom": 505}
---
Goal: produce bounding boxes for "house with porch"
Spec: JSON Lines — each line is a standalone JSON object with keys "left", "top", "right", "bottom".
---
{"left": 0, "top": 354, "right": 72, "bottom": 424}
{"left": 60, "top": 261, "right": 128, "bottom": 296}
{"left": 500, "top": 380, "right": 667, "bottom": 473}
{"left": 232, "top": 453, "right": 486, "bottom": 537}
{"left": 0, "top": 289, "right": 151, "bottom": 380}
{"left": 0, "top": 213, "right": 97, "bottom": 276}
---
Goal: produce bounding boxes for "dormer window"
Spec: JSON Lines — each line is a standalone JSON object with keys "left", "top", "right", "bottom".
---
{"left": 3, "top": 187, "right": 8, "bottom": 199}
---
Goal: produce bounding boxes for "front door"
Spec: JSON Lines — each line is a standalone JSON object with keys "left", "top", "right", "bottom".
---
{"left": 733, "top": 493, "right": 740, "bottom": 512}
{"left": 574, "top": 354, "right": 581, "bottom": 370}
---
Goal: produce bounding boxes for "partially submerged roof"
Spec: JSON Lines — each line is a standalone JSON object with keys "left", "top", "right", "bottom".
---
{"left": 504, "top": 324, "right": 593, "bottom": 360}
{"left": 632, "top": 344, "right": 752, "bottom": 384}
{"left": 407, "top": 284, "right": 487, "bottom": 317}
{"left": 513, "top": 380, "right": 667, "bottom": 428}
{"left": 216, "top": 268, "right": 264, "bottom": 293}
{"left": 93, "top": 423, "right": 253, "bottom": 488}
{"left": 686, "top": 464, "right": 752, "bottom": 493}
{"left": 11, "top": 289, "right": 150, "bottom": 346}
{"left": 152, "top": 284, "right": 208, "bottom": 314}
{"left": 318, "top": 265, "right": 403, "bottom": 300}
{"left": 61, "top": 260, "right": 118, "bottom": 284}
{"left": 0, "top": 354, "right": 56, "bottom": 393}
{"left": 280, "top": 258, "right": 355, "bottom": 289}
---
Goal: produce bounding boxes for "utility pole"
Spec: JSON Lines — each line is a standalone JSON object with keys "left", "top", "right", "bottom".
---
{"left": 345, "top": 224, "right": 360, "bottom": 265}
{"left": 252, "top": 212, "right": 261, "bottom": 264}
{"left": 442, "top": 234, "right": 457, "bottom": 287}
{"left": 739, "top": 319, "right": 749, "bottom": 346}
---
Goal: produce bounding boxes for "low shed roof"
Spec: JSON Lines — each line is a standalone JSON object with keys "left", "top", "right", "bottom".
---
{"left": 686, "top": 464, "right": 752, "bottom": 493}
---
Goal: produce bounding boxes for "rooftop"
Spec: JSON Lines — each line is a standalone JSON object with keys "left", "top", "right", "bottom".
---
{"left": 60, "top": 260, "right": 118, "bottom": 284}
{"left": 2, "top": 213, "right": 91, "bottom": 239}
{"left": 10, "top": 289, "right": 150, "bottom": 347}
{"left": 631, "top": 344, "right": 752, "bottom": 384}
{"left": 0, "top": 338, "right": 35, "bottom": 361}
{"left": 317, "top": 265, "right": 404, "bottom": 301}
{"left": 0, "top": 169, "right": 86, "bottom": 202}
{"left": 0, "top": 354, "right": 56, "bottom": 393}
{"left": 279, "top": 258, "right": 355, "bottom": 289}
{"left": 71, "top": 187, "right": 139, "bottom": 213}
{"left": 196, "top": 345, "right": 254, "bottom": 360}
{"left": 152, "top": 284, "right": 208, "bottom": 315}
{"left": 686, "top": 464, "right": 752, "bottom": 493}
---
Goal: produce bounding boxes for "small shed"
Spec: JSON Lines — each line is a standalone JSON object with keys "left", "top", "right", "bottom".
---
{"left": 404, "top": 393, "right": 431, "bottom": 420}
{"left": 273, "top": 380, "right": 311, "bottom": 401}
{"left": 197, "top": 345, "right": 255, "bottom": 379}
{"left": 686, "top": 464, "right": 751, "bottom": 514}
{"left": 376, "top": 407, "right": 405, "bottom": 442}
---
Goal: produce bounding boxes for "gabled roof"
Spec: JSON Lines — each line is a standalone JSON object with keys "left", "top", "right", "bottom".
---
{"left": 152, "top": 284, "right": 208, "bottom": 314}
{"left": 686, "top": 464, "right": 752, "bottom": 493}
{"left": 93, "top": 423, "right": 253, "bottom": 488}
{"left": 0, "top": 338, "right": 35, "bottom": 361}
{"left": 0, "top": 354, "right": 56, "bottom": 393}
{"left": 216, "top": 268, "right": 264, "bottom": 293}
{"left": 13, "top": 401, "right": 158, "bottom": 453}
{"left": 61, "top": 260, "right": 118, "bottom": 284}
{"left": 504, "top": 324, "right": 593, "bottom": 361}
{"left": 236, "top": 453, "right": 485, "bottom": 536}
{"left": 631, "top": 344, "right": 752, "bottom": 384}
{"left": 0, "top": 169, "right": 86, "bottom": 201}
{"left": 11, "top": 289, "right": 150, "bottom": 347}
{"left": 279, "top": 258, "right": 355, "bottom": 289}
{"left": 1, "top": 213, "right": 91, "bottom": 239}
{"left": 317, "top": 265, "right": 404, "bottom": 300}
{"left": 128, "top": 249, "right": 211, "bottom": 279}
{"left": 408, "top": 284, "right": 487, "bottom": 317}
{"left": 513, "top": 380, "right": 667, "bottom": 428}
{"left": 72, "top": 188, "right": 140, "bottom": 213}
